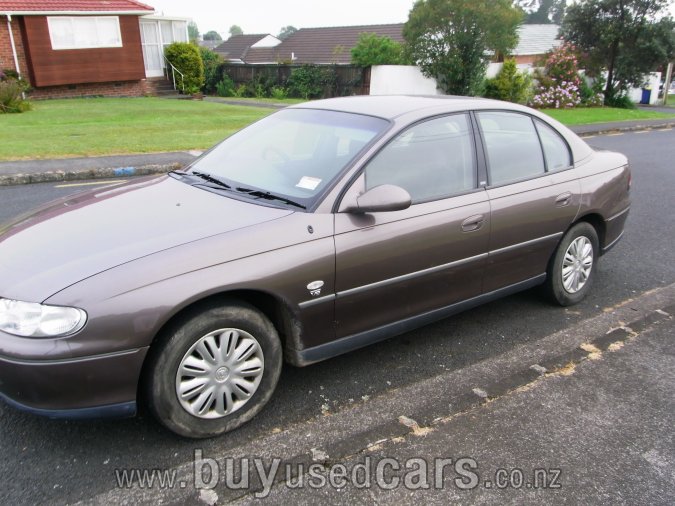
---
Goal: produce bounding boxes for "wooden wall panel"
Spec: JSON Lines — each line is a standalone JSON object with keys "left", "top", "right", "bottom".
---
{"left": 22, "top": 15, "right": 146, "bottom": 87}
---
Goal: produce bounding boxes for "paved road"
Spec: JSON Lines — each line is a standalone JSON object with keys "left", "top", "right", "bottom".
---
{"left": 0, "top": 129, "right": 673, "bottom": 505}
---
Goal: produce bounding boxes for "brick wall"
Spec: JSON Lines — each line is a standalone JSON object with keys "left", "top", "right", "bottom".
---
{"left": 514, "top": 55, "right": 539, "bottom": 65}
{"left": 0, "top": 15, "right": 29, "bottom": 77}
{"left": 29, "top": 80, "right": 145, "bottom": 99}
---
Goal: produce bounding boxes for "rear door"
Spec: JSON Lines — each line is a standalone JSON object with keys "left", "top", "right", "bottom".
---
{"left": 475, "top": 111, "right": 581, "bottom": 292}
{"left": 333, "top": 113, "right": 490, "bottom": 339}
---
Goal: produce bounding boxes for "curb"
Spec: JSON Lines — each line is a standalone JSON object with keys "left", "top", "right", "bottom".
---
{"left": 0, "top": 162, "right": 182, "bottom": 186}
{"left": 573, "top": 121, "right": 675, "bottom": 137}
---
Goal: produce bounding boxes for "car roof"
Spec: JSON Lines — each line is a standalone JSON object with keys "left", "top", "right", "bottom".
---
{"left": 290, "top": 95, "right": 488, "bottom": 119}
{"left": 290, "top": 95, "right": 593, "bottom": 162}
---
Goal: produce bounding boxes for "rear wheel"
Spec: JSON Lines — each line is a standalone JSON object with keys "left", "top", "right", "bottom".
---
{"left": 145, "top": 301, "right": 282, "bottom": 438}
{"left": 546, "top": 222, "right": 599, "bottom": 306}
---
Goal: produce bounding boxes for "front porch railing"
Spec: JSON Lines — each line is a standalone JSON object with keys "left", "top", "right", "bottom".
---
{"left": 163, "top": 56, "right": 185, "bottom": 93}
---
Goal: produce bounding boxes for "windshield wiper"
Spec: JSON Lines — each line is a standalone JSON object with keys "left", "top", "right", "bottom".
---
{"left": 190, "top": 171, "right": 232, "bottom": 189}
{"left": 235, "top": 187, "right": 306, "bottom": 210}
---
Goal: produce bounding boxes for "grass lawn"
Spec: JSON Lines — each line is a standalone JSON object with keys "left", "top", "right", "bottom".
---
{"left": 3, "top": 98, "right": 675, "bottom": 161}
{"left": 0, "top": 97, "right": 272, "bottom": 161}
{"left": 542, "top": 106, "right": 675, "bottom": 125}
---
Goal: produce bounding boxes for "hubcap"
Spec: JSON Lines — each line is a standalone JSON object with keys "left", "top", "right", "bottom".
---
{"left": 561, "top": 236, "right": 594, "bottom": 294}
{"left": 176, "top": 328, "right": 264, "bottom": 419}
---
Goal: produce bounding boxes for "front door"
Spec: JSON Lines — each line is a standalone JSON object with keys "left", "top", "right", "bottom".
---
{"left": 140, "top": 21, "right": 163, "bottom": 77}
{"left": 334, "top": 113, "right": 490, "bottom": 340}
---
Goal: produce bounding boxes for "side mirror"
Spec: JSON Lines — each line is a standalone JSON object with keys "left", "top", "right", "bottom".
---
{"left": 343, "top": 184, "right": 412, "bottom": 214}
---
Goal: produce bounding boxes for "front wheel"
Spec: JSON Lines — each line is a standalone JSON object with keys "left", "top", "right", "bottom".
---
{"left": 546, "top": 222, "right": 599, "bottom": 306}
{"left": 144, "top": 301, "right": 282, "bottom": 438}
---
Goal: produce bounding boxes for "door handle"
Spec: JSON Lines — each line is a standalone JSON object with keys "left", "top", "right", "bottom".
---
{"left": 461, "top": 214, "right": 485, "bottom": 232}
{"left": 555, "top": 192, "right": 572, "bottom": 207}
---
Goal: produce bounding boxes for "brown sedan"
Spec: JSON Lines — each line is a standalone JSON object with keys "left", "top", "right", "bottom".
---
{"left": 0, "top": 96, "right": 630, "bottom": 438}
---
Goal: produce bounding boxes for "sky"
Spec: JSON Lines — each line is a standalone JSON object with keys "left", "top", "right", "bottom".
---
{"left": 147, "top": 0, "right": 416, "bottom": 38}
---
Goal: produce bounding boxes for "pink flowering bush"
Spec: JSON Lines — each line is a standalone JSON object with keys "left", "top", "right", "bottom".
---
{"left": 530, "top": 43, "right": 583, "bottom": 109}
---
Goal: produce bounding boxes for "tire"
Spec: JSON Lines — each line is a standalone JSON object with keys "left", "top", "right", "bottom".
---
{"left": 144, "top": 300, "right": 282, "bottom": 438}
{"left": 546, "top": 222, "right": 599, "bottom": 306}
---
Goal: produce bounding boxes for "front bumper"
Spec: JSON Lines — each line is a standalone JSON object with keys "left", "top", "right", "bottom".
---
{"left": 0, "top": 347, "right": 148, "bottom": 419}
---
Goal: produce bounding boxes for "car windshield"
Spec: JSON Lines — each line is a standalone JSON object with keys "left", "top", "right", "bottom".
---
{"left": 186, "top": 108, "right": 389, "bottom": 208}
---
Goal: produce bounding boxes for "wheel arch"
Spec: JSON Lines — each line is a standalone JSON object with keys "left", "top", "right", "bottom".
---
{"left": 137, "top": 289, "right": 300, "bottom": 400}
{"left": 571, "top": 212, "right": 606, "bottom": 252}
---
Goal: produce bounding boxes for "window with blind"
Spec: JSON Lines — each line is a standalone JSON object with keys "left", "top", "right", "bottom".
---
{"left": 47, "top": 16, "right": 123, "bottom": 50}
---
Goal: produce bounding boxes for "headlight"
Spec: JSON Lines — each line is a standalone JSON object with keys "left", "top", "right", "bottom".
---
{"left": 0, "top": 298, "right": 87, "bottom": 338}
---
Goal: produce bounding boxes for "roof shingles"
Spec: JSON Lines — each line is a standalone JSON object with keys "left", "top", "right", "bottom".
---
{"left": 213, "top": 34, "right": 269, "bottom": 61}
{"left": 246, "top": 24, "right": 405, "bottom": 64}
{"left": 0, "top": 0, "right": 154, "bottom": 12}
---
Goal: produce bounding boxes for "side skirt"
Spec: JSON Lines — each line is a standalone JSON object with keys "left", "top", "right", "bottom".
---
{"left": 292, "top": 274, "right": 547, "bottom": 366}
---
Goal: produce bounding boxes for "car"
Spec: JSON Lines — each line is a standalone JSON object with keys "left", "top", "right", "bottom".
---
{"left": 0, "top": 96, "right": 631, "bottom": 438}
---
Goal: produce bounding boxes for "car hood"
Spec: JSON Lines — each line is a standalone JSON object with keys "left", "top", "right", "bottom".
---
{"left": 0, "top": 176, "right": 293, "bottom": 302}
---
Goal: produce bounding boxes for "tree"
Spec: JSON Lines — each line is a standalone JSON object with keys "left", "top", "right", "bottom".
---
{"left": 203, "top": 31, "right": 222, "bottom": 42}
{"left": 350, "top": 33, "right": 407, "bottom": 66}
{"left": 404, "top": 0, "right": 523, "bottom": 96}
{"left": 188, "top": 21, "right": 200, "bottom": 43}
{"left": 561, "top": 0, "right": 675, "bottom": 103}
{"left": 514, "top": 0, "right": 566, "bottom": 24}
{"left": 229, "top": 25, "right": 243, "bottom": 38}
{"left": 278, "top": 26, "right": 298, "bottom": 40}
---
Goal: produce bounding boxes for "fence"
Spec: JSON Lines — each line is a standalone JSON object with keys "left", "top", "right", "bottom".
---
{"left": 215, "top": 64, "right": 371, "bottom": 98}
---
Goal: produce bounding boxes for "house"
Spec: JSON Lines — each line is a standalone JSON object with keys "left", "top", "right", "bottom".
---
{"left": 0, "top": 0, "right": 188, "bottom": 98}
{"left": 512, "top": 24, "right": 562, "bottom": 65}
{"left": 240, "top": 24, "right": 405, "bottom": 65}
{"left": 213, "top": 33, "right": 281, "bottom": 63}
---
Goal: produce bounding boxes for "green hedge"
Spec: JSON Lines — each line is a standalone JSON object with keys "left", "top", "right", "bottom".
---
{"left": 164, "top": 43, "right": 204, "bottom": 95}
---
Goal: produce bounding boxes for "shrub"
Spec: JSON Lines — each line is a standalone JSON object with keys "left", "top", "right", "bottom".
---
{"left": 233, "top": 84, "right": 248, "bottom": 98}
{"left": 215, "top": 74, "right": 236, "bottom": 97}
{"left": 579, "top": 75, "right": 605, "bottom": 107}
{"left": 483, "top": 59, "right": 532, "bottom": 104}
{"left": 164, "top": 43, "right": 204, "bottom": 94}
{"left": 605, "top": 93, "right": 636, "bottom": 109}
{"left": 0, "top": 70, "right": 31, "bottom": 114}
{"left": 199, "top": 47, "right": 224, "bottom": 94}
{"left": 530, "top": 43, "right": 582, "bottom": 109}
{"left": 270, "top": 86, "right": 288, "bottom": 100}
{"left": 287, "top": 65, "right": 337, "bottom": 99}
{"left": 288, "top": 65, "right": 322, "bottom": 99}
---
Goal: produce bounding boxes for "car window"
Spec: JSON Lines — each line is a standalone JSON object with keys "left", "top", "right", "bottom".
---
{"left": 364, "top": 113, "right": 476, "bottom": 203}
{"left": 189, "top": 109, "right": 388, "bottom": 206}
{"left": 477, "top": 112, "right": 545, "bottom": 186}
{"left": 535, "top": 119, "right": 572, "bottom": 171}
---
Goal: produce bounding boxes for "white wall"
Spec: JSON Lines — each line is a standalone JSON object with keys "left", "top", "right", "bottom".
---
{"left": 627, "top": 72, "right": 661, "bottom": 105}
{"left": 371, "top": 65, "right": 661, "bottom": 105}
{"left": 370, "top": 65, "right": 441, "bottom": 95}
{"left": 486, "top": 62, "right": 536, "bottom": 78}
{"left": 251, "top": 35, "right": 281, "bottom": 48}
{"left": 370, "top": 64, "right": 539, "bottom": 96}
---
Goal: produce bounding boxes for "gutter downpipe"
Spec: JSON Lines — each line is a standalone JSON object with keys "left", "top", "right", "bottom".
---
{"left": 5, "top": 14, "right": 22, "bottom": 79}
{"left": 4, "top": 13, "right": 25, "bottom": 99}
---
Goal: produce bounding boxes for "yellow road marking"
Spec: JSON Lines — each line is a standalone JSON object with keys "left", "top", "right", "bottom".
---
{"left": 54, "top": 180, "right": 125, "bottom": 188}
